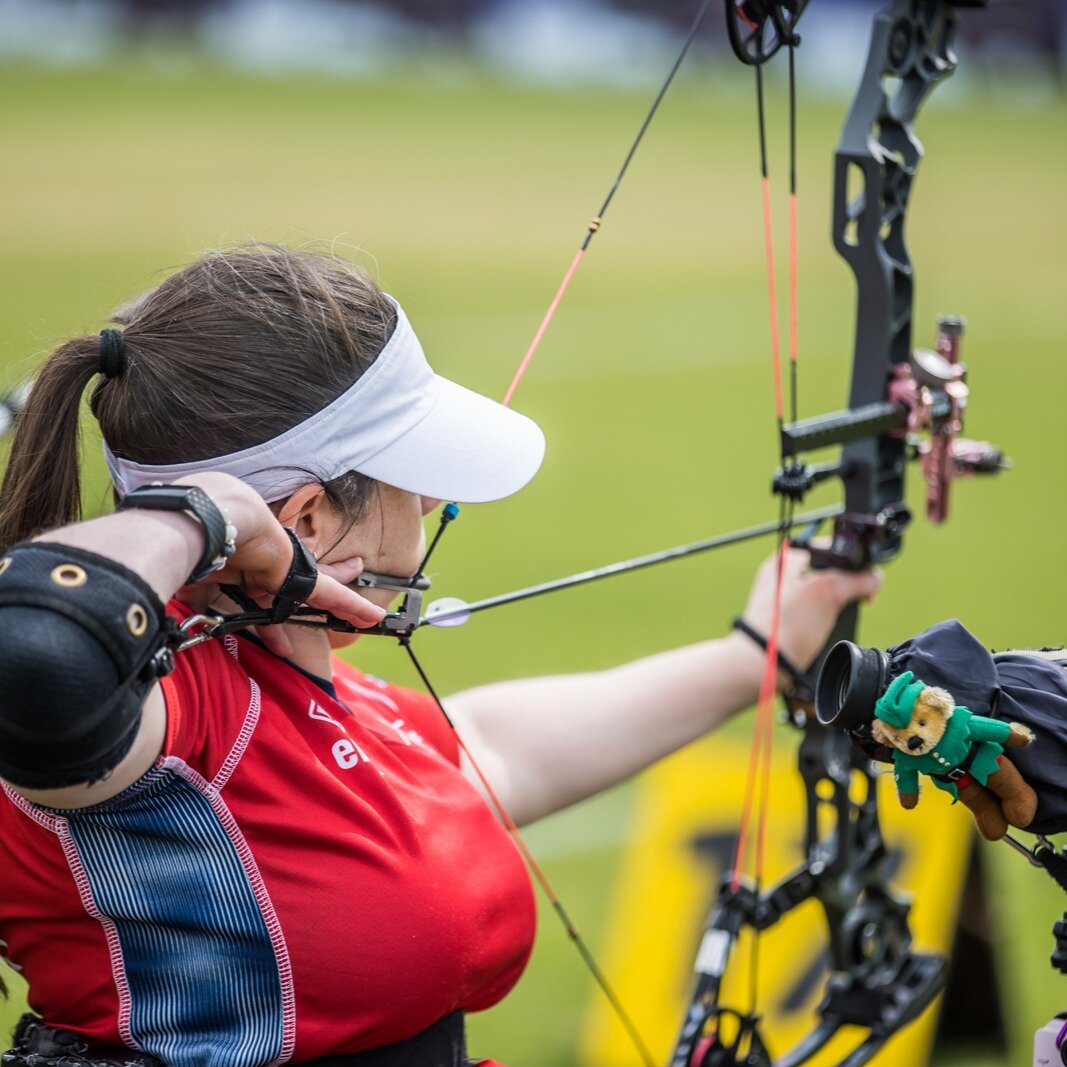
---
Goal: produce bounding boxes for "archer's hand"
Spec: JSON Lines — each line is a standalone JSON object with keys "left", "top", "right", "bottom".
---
{"left": 174, "top": 473, "right": 386, "bottom": 632}
{"left": 739, "top": 546, "right": 883, "bottom": 673}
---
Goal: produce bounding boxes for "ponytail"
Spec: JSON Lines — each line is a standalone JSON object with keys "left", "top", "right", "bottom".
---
{"left": 0, "top": 337, "right": 101, "bottom": 552}
{"left": 0, "top": 246, "right": 396, "bottom": 553}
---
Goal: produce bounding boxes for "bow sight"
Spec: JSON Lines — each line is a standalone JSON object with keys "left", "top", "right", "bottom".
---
{"left": 773, "top": 314, "right": 1007, "bottom": 570}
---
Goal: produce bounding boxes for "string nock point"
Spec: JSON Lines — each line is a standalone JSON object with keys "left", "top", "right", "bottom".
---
{"left": 416, "top": 502, "right": 460, "bottom": 576}
{"left": 587, "top": 216, "right": 602, "bottom": 234}
{"left": 175, "top": 613, "right": 221, "bottom": 652}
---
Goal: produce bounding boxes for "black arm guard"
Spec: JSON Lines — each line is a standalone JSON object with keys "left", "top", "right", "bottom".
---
{"left": 0, "top": 542, "right": 180, "bottom": 790}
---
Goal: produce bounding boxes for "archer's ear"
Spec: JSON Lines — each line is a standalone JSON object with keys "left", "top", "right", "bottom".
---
{"left": 276, "top": 484, "right": 330, "bottom": 550}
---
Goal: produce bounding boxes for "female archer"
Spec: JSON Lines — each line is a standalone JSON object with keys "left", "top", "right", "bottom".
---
{"left": 0, "top": 245, "right": 879, "bottom": 1067}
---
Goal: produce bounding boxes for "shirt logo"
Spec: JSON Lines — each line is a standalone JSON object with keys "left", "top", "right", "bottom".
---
{"left": 308, "top": 700, "right": 370, "bottom": 771}
{"left": 382, "top": 717, "right": 428, "bottom": 751}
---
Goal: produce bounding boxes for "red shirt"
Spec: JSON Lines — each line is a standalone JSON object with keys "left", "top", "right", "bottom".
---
{"left": 0, "top": 605, "right": 535, "bottom": 1065}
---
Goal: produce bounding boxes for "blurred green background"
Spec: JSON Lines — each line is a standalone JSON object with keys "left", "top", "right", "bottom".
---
{"left": 0, "top": 28, "right": 1065, "bottom": 1067}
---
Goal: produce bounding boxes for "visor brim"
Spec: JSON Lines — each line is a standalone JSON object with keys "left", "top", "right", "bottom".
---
{"left": 355, "top": 375, "right": 545, "bottom": 503}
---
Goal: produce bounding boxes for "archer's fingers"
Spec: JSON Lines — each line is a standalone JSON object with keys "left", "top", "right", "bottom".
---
{"left": 316, "top": 556, "right": 364, "bottom": 586}
{"left": 307, "top": 572, "right": 386, "bottom": 628}
{"left": 827, "top": 565, "right": 884, "bottom": 606}
{"left": 787, "top": 539, "right": 883, "bottom": 604}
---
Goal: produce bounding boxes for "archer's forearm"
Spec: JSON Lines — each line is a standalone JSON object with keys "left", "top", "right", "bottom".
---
{"left": 446, "top": 631, "right": 766, "bottom": 826}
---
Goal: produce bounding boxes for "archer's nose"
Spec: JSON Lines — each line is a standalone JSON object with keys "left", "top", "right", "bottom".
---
{"left": 907, "top": 735, "right": 923, "bottom": 751}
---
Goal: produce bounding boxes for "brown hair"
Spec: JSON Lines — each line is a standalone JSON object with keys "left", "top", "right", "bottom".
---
{"left": 0, "top": 245, "right": 396, "bottom": 551}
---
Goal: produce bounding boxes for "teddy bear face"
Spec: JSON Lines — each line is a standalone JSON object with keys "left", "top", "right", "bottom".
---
{"left": 871, "top": 685, "right": 954, "bottom": 756}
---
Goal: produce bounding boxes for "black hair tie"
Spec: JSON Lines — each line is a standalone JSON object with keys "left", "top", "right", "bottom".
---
{"left": 98, "top": 328, "right": 127, "bottom": 379}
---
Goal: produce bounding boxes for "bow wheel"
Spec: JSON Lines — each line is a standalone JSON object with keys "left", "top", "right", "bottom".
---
{"left": 690, "top": 1009, "right": 772, "bottom": 1067}
{"left": 726, "top": 0, "right": 809, "bottom": 65}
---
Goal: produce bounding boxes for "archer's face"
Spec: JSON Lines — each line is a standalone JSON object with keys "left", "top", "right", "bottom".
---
{"left": 316, "top": 485, "right": 440, "bottom": 648}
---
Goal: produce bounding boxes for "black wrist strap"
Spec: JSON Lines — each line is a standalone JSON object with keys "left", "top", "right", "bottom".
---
{"left": 731, "top": 616, "right": 814, "bottom": 699}
{"left": 268, "top": 529, "right": 319, "bottom": 623}
{"left": 216, "top": 529, "right": 320, "bottom": 633}
{"left": 117, "top": 485, "right": 234, "bottom": 583}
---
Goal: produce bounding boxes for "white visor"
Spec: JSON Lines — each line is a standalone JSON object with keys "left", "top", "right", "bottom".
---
{"left": 104, "top": 297, "right": 545, "bottom": 504}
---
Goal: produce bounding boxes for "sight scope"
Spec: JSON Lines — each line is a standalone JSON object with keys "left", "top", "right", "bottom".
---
{"left": 814, "top": 640, "right": 892, "bottom": 730}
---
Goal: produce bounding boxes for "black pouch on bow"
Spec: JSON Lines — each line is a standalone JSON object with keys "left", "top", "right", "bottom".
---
{"left": 886, "top": 619, "right": 1067, "bottom": 836}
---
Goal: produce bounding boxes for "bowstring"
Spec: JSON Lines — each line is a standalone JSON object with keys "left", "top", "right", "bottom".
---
{"left": 729, "top": 37, "right": 801, "bottom": 1019}
{"left": 401, "top": 639, "right": 656, "bottom": 1067}
{"left": 412, "top": 9, "right": 721, "bottom": 1065}
{"left": 788, "top": 40, "right": 799, "bottom": 419}
{"left": 502, "top": 0, "right": 714, "bottom": 408}
{"left": 401, "top": 22, "right": 803, "bottom": 1055}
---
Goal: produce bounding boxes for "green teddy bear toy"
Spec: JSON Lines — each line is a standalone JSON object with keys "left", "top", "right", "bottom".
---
{"left": 871, "top": 671, "right": 1037, "bottom": 841}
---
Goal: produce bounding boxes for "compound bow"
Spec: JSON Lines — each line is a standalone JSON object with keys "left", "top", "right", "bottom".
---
{"left": 670, "top": 3, "right": 1005, "bottom": 1065}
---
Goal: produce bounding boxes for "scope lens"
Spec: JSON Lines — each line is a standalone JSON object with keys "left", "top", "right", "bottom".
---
{"left": 815, "top": 640, "right": 889, "bottom": 730}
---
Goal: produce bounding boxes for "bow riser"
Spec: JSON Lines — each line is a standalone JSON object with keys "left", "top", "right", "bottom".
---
{"left": 829, "top": 1, "right": 964, "bottom": 569}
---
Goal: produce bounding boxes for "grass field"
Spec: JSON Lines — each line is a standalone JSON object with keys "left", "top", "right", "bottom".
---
{"left": 0, "top": 39, "right": 1065, "bottom": 1067}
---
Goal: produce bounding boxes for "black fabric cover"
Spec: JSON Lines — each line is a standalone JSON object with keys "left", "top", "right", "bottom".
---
{"left": 2, "top": 1013, "right": 163, "bottom": 1066}
{"left": 3, "top": 1010, "right": 470, "bottom": 1067}
{"left": 887, "top": 619, "right": 1067, "bottom": 835}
